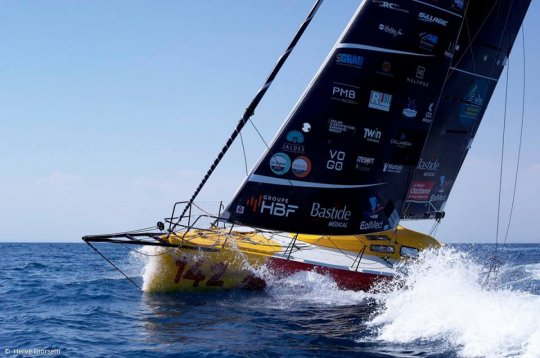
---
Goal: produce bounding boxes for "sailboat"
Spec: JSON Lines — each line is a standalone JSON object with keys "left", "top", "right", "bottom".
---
{"left": 84, "top": 0, "right": 531, "bottom": 292}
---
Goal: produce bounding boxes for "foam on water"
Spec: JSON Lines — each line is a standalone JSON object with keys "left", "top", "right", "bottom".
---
{"left": 369, "top": 247, "right": 540, "bottom": 357}
{"left": 524, "top": 263, "right": 540, "bottom": 281}
{"left": 135, "top": 243, "right": 540, "bottom": 356}
{"left": 265, "top": 270, "right": 370, "bottom": 308}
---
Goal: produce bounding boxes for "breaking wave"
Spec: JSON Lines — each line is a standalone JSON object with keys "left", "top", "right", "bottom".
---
{"left": 369, "top": 247, "right": 540, "bottom": 357}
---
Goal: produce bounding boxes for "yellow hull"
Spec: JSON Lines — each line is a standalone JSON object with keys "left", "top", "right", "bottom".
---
{"left": 144, "top": 226, "right": 440, "bottom": 292}
{"left": 144, "top": 230, "right": 280, "bottom": 292}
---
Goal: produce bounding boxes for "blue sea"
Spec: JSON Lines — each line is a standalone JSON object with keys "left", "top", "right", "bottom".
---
{"left": 1, "top": 243, "right": 539, "bottom": 357}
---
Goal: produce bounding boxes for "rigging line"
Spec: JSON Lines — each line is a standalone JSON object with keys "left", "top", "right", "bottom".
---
{"left": 464, "top": 12, "right": 478, "bottom": 76}
{"left": 85, "top": 242, "right": 142, "bottom": 290}
{"left": 432, "top": 219, "right": 440, "bottom": 238}
{"left": 495, "top": 58, "right": 511, "bottom": 249}
{"left": 487, "top": 0, "right": 516, "bottom": 79}
{"left": 102, "top": 226, "right": 160, "bottom": 237}
{"left": 429, "top": 220, "right": 438, "bottom": 236}
{"left": 447, "top": 0, "right": 501, "bottom": 172}
{"left": 249, "top": 119, "right": 270, "bottom": 149}
{"left": 120, "top": 243, "right": 169, "bottom": 257}
{"left": 503, "top": 23, "right": 526, "bottom": 244}
{"left": 451, "top": 0, "right": 502, "bottom": 71}
{"left": 192, "top": 202, "right": 215, "bottom": 217}
{"left": 172, "top": 0, "right": 325, "bottom": 229}
{"left": 239, "top": 132, "right": 249, "bottom": 176}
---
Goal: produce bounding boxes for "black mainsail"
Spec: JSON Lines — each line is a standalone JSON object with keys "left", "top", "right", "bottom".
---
{"left": 402, "top": 0, "right": 531, "bottom": 220}
{"left": 222, "top": 0, "right": 467, "bottom": 234}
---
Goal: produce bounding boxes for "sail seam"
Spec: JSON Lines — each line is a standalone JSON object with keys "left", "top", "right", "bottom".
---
{"left": 248, "top": 174, "right": 385, "bottom": 189}
{"left": 412, "top": 0, "right": 463, "bottom": 17}
{"left": 449, "top": 67, "right": 498, "bottom": 81}
{"left": 337, "top": 43, "right": 434, "bottom": 57}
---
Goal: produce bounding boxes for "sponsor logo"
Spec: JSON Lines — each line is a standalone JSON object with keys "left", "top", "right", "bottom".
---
{"left": 360, "top": 197, "right": 385, "bottom": 230}
{"left": 429, "top": 194, "right": 448, "bottom": 202}
{"left": 437, "top": 175, "right": 452, "bottom": 193}
{"left": 417, "top": 158, "right": 440, "bottom": 177}
{"left": 363, "top": 128, "right": 382, "bottom": 143}
{"left": 356, "top": 155, "right": 375, "bottom": 172}
{"left": 310, "top": 203, "right": 351, "bottom": 220}
{"left": 364, "top": 196, "right": 384, "bottom": 219}
{"left": 430, "top": 176, "right": 452, "bottom": 202}
{"left": 419, "top": 32, "right": 439, "bottom": 52}
{"left": 453, "top": 0, "right": 465, "bottom": 10}
{"left": 376, "top": 61, "right": 394, "bottom": 77}
{"left": 286, "top": 130, "right": 304, "bottom": 144}
{"left": 418, "top": 12, "right": 448, "bottom": 27}
{"left": 269, "top": 152, "right": 291, "bottom": 175}
{"left": 383, "top": 162, "right": 403, "bottom": 174}
{"left": 378, "top": 23, "right": 404, "bottom": 37}
{"left": 460, "top": 80, "right": 487, "bottom": 126}
{"left": 368, "top": 90, "right": 392, "bottom": 112}
{"left": 402, "top": 98, "right": 418, "bottom": 118}
{"left": 416, "top": 66, "right": 426, "bottom": 79}
{"left": 373, "top": 0, "right": 409, "bottom": 13}
{"left": 390, "top": 133, "right": 413, "bottom": 148}
{"left": 335, "top": 53, "right": 364, "bottom": 69}
{"left": 291, "top": 156, "right": 312, "bottom": 178}
{"left": 302, "top": 122, "right": 311, "bottom": 133}
{"left": 247, "top": 194, "right": 298, "bottom": 217}
{"left": 326, "top": 150, "right": 345, "bottom": 171}
{"left": 407, "top": 181, "right": 435, "bottom": 201}
{"left": 328, "top": 119, "right": 356, "bottom": 134}
{"left": 430, "top": 193, "right": 447, "bottom": 202}
{"left": 331, "top": 82, "right": 358, "bottom": 105}
{"left": 282, "top": 130, "right": 305, "bottom": 154}
{"left": 360, "top": 220, "right": 384, "bottom": 231}
{"left": 310, "top": 202, "right": 352, "bottom": 228}
{"left": 246, "top": 195, "right": 263, "bottom": 213}
{"left": 422, "top": 102, "right": 435, "bottom": 123}
{"left": 407, "top": 66, "right": 430, "bottom": 87}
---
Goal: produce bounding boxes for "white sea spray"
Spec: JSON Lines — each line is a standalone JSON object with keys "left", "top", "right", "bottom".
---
{"left": 369, "top": 247, "right": 540, "bottom": 357}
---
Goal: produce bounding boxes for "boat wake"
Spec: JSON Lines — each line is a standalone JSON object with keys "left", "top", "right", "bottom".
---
{"left": 135, "top": 245, "right": 540, "bottom": 356}
{"left": 264, "top": 270, "right": 370, "bottom": 308}
{"left": 368, "top": 247, "right": 540, "bottom": 358}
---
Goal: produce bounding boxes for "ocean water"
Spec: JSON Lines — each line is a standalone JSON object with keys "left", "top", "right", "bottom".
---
{"left": 1, "top": 243, "right": 539, "bottom": 357}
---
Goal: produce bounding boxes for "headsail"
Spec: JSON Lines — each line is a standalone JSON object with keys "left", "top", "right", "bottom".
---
{"left": 402, "top": 0, "right": 531, "bottom": 220}
{"left": 222, "top": 0, "right": 466, "bottom": 234}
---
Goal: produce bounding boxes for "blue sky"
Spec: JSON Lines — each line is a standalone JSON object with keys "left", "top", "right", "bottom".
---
{"left": 1, "top": 1, "right": 539, "bottom": 243}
